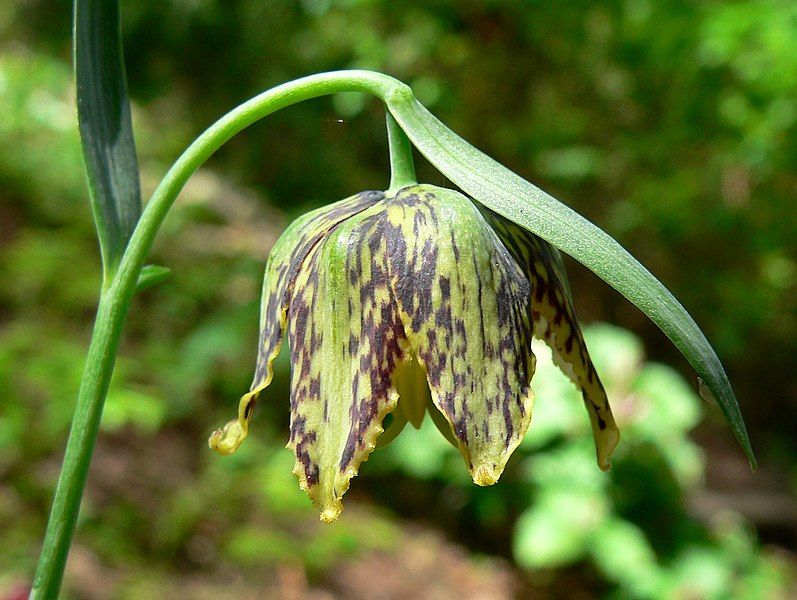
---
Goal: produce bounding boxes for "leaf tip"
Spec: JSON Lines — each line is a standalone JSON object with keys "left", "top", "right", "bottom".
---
{"left": 135, "top": 264, "right": 171, "bottom": 293}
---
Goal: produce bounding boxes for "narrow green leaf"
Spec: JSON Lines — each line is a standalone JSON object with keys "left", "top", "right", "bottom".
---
{"left": 75, "top": 0, "right": 141, "bottom": 275}
{"left": 135, "top": 264, "right": 171, "bottom": 293}
{"left": 387, "top": 97, "right": 755, "bottom": 469}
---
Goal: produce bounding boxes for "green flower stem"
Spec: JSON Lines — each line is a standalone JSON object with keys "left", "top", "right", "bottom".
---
{"left": 385, "top": 111, "right": 416, "bottom": 193}
{"left": 31, "top": 69, "right": 411, "bottom": 600}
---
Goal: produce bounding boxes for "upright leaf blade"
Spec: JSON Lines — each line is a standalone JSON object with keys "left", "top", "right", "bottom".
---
{"left": 75, "top": 0, "right": 141, "bottom": 275}
{"left": 387, "top": 97, "right": 756, "bottom": 468}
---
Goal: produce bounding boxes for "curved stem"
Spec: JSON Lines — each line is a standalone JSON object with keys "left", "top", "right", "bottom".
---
{"left": 30, "top": 69, "right": 414, "bottom": 600}
{"left": 385, "top": 111, "right": 416, "bottom": 193}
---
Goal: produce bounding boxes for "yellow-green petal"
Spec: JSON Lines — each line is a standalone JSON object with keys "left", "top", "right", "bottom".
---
{"left": 209, "top": 191, "right": 383, "bottom": 455}
{"left": 383, "top": 185, "right": 536, "bottom": 486}
{"left": 375, "top": 407, "right": 408, "bottom": 448}
{"left": 287, "top": 202, "right": 410, "bottom": 522}
{"left": 484, "top": 209, "right": 620, "bottom": 470}
{"left": 393, "top": 357, "right": 431, "bottom": 429}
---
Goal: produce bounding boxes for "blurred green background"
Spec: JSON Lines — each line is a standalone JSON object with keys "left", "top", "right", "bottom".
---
{"left": 1, "top": 0, "right": 796, "bottom": 598}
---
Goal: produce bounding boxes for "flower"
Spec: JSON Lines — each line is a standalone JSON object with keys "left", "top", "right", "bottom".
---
{"left": 209, "top": 184, "right": 619, "bottom": 523}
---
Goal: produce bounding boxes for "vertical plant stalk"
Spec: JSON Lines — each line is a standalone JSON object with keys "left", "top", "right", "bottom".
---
{"left": 30, "top": 291, "right": 124, "bottom": 600}
{"left": 30, "top": 71, "right": 409, "bottom": 600}
{"left": 32, "top": 0, "right": 143, "bottom": 595}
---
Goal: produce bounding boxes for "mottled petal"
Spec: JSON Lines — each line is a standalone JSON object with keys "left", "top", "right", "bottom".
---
{"left": 483, "top": 208, "right": 619, "bottom": 470}
{"left": 209, "top": 191, "right": 383, "bottom": 455}
{"left": 383, "top": 185, "right": 536, "bottom": 486}
{"left": 287, "top": 204, "right": 409, "bottom": 522}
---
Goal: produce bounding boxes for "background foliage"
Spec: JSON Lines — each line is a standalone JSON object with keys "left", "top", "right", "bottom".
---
{"left": 1, "top": 1, "right": 795, "bottom": 598}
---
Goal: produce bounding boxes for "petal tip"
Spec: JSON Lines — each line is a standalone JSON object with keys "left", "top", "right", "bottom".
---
{"left": 596, "top": 426, "right": 620, "bottom": 471}
{"left": 320, "top": 504, "right": 342, "bottom": 524}
{"left": 208, "top": 419, "right": 247, "bottom": 455}
{"left": 471, "top": 462, "right": 504, "bottom": 487}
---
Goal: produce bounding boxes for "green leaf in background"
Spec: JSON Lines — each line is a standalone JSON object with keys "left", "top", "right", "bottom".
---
{"left": 386, "top": 96, "right": 756, "bottom": 469}
{"left": 74, "top": 0, "right": 141, "bottom": 276}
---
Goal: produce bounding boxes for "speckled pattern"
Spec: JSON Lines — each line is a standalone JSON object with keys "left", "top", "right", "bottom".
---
{"left": 210, "top": 184, "right": 619, "bottom": 522}
{"left": 482, "top": 207, "right": 619, "bottom": 470}
{"left": 381, "top": 187, "right": 535, "bottom": 489}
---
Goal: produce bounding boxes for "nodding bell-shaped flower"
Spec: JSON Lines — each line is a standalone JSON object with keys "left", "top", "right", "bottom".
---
{"left": 210, "top": 184, "right": 619, "bottom": 523}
